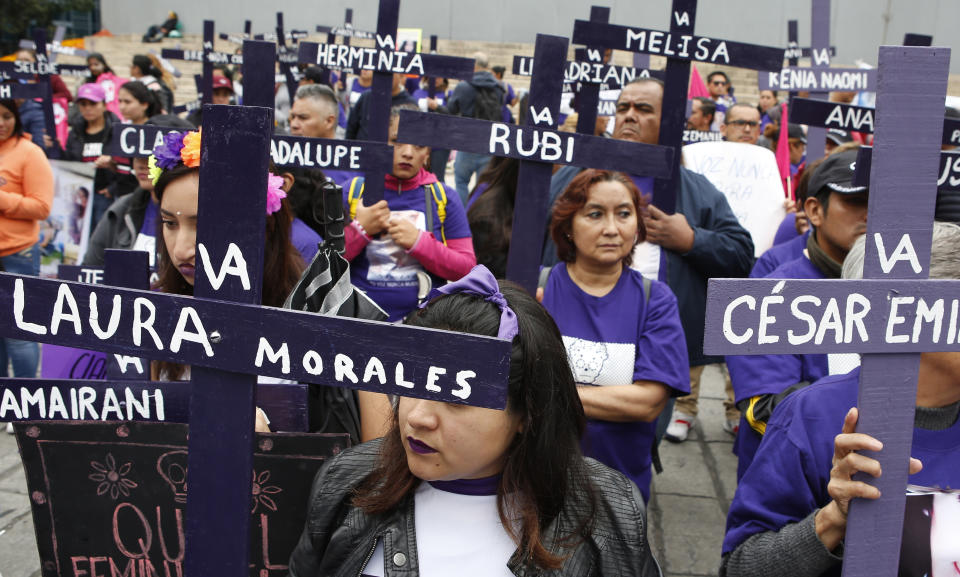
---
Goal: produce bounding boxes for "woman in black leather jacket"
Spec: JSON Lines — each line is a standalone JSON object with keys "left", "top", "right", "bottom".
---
{"left": 287, "top": 266, "right": 661, "bottom": 577}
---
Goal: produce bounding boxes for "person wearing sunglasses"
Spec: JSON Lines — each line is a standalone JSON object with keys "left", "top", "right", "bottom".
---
{"left": 706, "top": 71, "right": 736, "bottom": 131}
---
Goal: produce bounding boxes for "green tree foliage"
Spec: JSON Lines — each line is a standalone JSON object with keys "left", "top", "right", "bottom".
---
{"left": 0, "top": 0, "right": 96, "bottom": 54}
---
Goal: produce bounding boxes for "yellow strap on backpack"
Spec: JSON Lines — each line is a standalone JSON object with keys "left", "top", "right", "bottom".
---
{"left": 428, "top": 182, "right": 448, "bottom": 245}
{"left": 347, "top": 176, "right": 448, "bottom": 245}
{"left": 347, "top": 177, "right": 363, "bottom": 220}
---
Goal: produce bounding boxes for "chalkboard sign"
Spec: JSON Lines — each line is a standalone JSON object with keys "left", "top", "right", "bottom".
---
{"left": 16, "top": 421, "right": 350, "bottom": 577}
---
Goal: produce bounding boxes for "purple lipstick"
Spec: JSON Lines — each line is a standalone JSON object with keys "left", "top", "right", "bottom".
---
{"left": 407, "top": 436, "right": 437, "bottom": 455}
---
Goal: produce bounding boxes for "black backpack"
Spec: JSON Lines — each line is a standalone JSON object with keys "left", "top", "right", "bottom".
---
{"left": 472, "top": 84, "right": 504, "bottom": 122}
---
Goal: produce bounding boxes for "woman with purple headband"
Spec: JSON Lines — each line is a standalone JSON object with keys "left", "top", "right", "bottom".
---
{"left": 288, "top": 265, "right": 661, "bottom": 576}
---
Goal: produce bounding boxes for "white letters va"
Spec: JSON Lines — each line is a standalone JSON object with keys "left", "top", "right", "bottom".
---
{"left": 874, "top": 233, "right": 922, "bottom": 275}
{"left": 198, "top": 242, "right": 251, "bottom": 291}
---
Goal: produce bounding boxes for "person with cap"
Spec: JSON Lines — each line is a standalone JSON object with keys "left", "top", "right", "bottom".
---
{"left": 824, "top": 128, "right": 853, "bottom": 156}
{"left": 722, "top": 221, "right": 960, "bottom": 577}
{"left": 721, "top": 103, "right": 762, "bottom": 145}
{"left": 46, "top": 83, "right": 137, "bottom": 229}
{"left": 726, "top": 148, "right": 869, "bottom": 480}
{"left": 186, "top": 74, "right": 235, "bottom": 127}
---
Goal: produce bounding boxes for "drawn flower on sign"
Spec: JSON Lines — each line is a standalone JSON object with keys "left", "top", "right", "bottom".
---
{"left": 89, "top": 454, "right": 138, "bottom": 499}
{"left": 251, "top": 470, "right": 282, "bottom": 514}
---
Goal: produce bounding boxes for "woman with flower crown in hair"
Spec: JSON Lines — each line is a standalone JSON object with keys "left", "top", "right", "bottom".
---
{"left": 146, "top": 130, "right": 392, "bottom": 438}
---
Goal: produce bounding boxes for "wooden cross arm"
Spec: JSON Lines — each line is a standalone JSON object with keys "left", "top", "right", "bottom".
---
{"left": 297, "top": 42, "right": 474, "bottom": 80}
{"left": 758, "top": 67, "right": 878, "bottom": 92}
{"left": 107, "top": 125, "right": 396, "bottom": 173}
{"left": 161, "top": 48, "right": 244, "bottom": 66}
{"left": 396, "top": 109, "right": 675, "bottom": 178}
{"left": 0, "top": 379, "right": 309, "bottom": 431}
{"left": 571, "top": 20, "right": 784, "bottom": 71}
{"left": 0, "top": 83, "right": 46, "bottom": 99}
{"left": 511, "top": 55, "right": 664, "bottom": 87}
{"left": 0, "top": 273, "right": 512, "bottom": 410}
{"left": 269, "top": 134, "right": 394, "bottom": 173}
{"left": 854, "top": 147, "right": 960, "bottom": 191}
{"left": 790, "top": 98, "right": 876, "bottom": 134}
{"left": 703, "top": 278, "right": 960, "bottom": 356}
{"left": 0, "top": 61, "right": 87, "bottom": 79}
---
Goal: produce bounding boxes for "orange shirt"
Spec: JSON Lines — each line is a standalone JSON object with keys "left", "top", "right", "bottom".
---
{"left": 0, "top": 134, "right": 54, "bottom": 257}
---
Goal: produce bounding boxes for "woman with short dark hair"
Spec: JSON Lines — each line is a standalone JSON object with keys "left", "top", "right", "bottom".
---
{"left": 542, "top": 169, "right": 690, "bottom": 502}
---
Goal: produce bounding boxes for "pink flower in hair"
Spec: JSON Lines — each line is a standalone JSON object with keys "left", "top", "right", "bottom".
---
{"left": 266, "top": 173, "right": 287, "bottom": 215}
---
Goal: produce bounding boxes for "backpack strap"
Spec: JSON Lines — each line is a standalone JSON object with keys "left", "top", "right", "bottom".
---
{"left": 640, "top": 274, "right": 665, "bottom": 474}
{"left": 426, "top": 182, "right": 448, "bottom": 245}
{"left": 537, "top": 266, "right": 552, "bottom": 291}
{"left": 347, "top": 177, "right": 364, "bottom": 220}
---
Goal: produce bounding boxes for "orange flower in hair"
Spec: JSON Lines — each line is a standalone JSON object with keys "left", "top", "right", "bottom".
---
{"left": 180, "top": 128, "right": 202, "bottom": 168}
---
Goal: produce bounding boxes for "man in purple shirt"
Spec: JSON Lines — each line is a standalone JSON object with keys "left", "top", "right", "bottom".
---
{"left": 726, "top": 149, "right": 869, "bottom": 479}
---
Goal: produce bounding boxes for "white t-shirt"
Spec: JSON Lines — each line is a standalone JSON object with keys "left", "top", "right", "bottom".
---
{"left": 362, "top": 481, "right": 515, "bottom": 577}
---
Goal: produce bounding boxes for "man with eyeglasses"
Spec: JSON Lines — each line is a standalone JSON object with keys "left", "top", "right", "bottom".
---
{"left": 721, "top": 103, "right": 762, "bottom": 145}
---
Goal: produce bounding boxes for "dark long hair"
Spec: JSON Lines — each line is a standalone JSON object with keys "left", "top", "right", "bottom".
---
{"left": 551, "top": 169, "right": 647, "bottom": 266}
{"left": 0, "top": 99, "right": 24, "bottom": 141}
{"left": 352, "top": 284, "right": 596, "bottom": 570}
{"left": 467, "top": 157, "right": 520, "bottom": 278}
{"left": 85, "top": 52, "right": 114, "bottom": 82}
{"left": 120, "top": 80, "right": 161, "bottom": 118}
{"left": 151, "top": 164, "right": 305, "bottom": 380}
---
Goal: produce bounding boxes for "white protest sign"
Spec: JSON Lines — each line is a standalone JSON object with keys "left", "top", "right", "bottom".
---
{"left": 682, "top": 141, "right": 786, "bottom": 257}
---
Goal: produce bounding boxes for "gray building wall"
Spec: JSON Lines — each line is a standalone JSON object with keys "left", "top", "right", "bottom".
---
{"left": 104, "top": 0, "right": 960, "bottom": 73}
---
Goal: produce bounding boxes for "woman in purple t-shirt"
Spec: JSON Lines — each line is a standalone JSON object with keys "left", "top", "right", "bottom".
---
{"left": 541, "top": 169, "right": 690, "bottom": 501}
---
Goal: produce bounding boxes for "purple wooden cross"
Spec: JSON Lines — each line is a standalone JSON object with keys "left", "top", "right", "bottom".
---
{"left": 103, "top": 249, "right": 151, "bottom": 381}
{"left": 316, "top": 8, "right": 376, "bottom": 43}
{"left": 571, "top": 0, "right": 783, "bottom": 211}
{"left": 298, "top": 0, "right": 474, "bottom": 203}
{"left": 805, "top": 0, "right": 832, "bottom": 162}
{"left": 107, "top": 121, "right": 395, "bottom": 176}
{"left": 574, "top": 5, "right": 610, "bottom": 135}
{"left": 244, "top": 38, "right": 395, "bottom": 175}
{"left": 161, "top": 21, "right": 242, "bottom": 105}
{"left": 275, "top": 12, "right": 300, "bottom": 103}
{"left": 703, "top": 46, "right": 952, "bottom": 577}
{"left": 397, "top": 34, "right": 674, "bottom": 293}
{"left": 240, "top": 39, "right": 277, "bottom": 110}
{"left": 789, "top": 97, "right": 875, "bottom": 133}
{"left": 854, "top": 147, "right": 960, "bottom": 193}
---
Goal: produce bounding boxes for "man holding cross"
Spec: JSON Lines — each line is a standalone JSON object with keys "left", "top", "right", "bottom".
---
{"left": 726, "top": 149, "right": 869, "bottom": 479}
{"left": 722, "top": 222, "right": 960, "bottom": 577}
{"left": 545, "top": 77, "right": 754, "bottom": 441}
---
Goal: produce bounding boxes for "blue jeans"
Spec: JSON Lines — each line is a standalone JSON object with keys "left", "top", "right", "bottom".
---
{"left": 1, "top": 243, "right": 41, "bottom": 378}
{"left": 454, "top": 151, "right": 491, "bottom": 205}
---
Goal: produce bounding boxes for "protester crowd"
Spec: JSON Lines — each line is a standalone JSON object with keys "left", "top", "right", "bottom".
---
{"left": 1, "top": 13, "right": 958, "bottom": 577}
